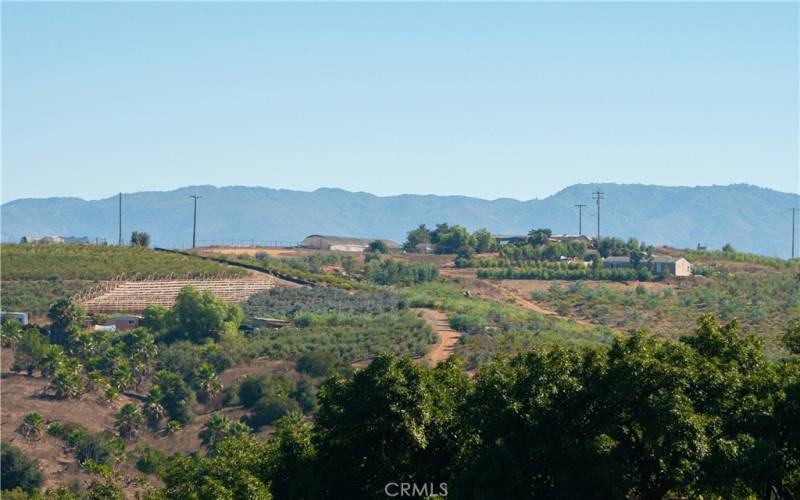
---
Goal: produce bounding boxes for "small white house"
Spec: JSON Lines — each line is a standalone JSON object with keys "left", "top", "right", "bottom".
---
{"left": 1, "top": 311, "right": 29, "bottom": 326}
{"left": 106, "top": 315, "right": 142, "bottom": 332}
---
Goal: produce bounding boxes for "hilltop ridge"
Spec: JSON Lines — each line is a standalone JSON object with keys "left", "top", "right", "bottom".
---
{"left": 2, "top": 183, "right": 798, "bottom": 257}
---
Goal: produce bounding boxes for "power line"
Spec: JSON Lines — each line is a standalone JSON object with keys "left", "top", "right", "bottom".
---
{"left": 574, "top": 204, "right": 587, "bottom": 236}
{"left": 190, "top": 195, "right": 202, "bottom": 249}
{"left": 592, "top": 191, "right": 604, "bottom": 241}
{"left": 791, "top": 207, "right": 798, "bottom": 259}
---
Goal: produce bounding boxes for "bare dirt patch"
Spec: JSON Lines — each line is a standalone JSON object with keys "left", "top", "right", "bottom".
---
{"left": 417, "top": 309, "right": 461, "bottom": 367}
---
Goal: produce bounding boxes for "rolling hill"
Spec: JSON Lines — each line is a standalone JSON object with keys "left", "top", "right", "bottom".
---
{"left": 2, "top": 183, "right": 798, "bottom": 257}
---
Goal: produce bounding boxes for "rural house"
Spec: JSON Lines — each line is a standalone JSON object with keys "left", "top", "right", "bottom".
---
{"left": 492, "top": 234, "right": 529, "bottom": 245}
{"left": 603, "top": 255, "right": 693, "bottom": 277}
{"left": 300, "top": 235, "right": 400, "bottom": 253}
{"left": 105, "top": 314, "right": 143, "bottom": 332}
{"left": 548, "top": 234, "right": 594, "bottom": 245}
{"left": 1, "top": 311, "right": 29, "bottom": 326}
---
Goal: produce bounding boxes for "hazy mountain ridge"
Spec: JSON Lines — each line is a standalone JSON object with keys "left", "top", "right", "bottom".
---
{"left": 2, "top": 183, "right": 798, "bottom": 257}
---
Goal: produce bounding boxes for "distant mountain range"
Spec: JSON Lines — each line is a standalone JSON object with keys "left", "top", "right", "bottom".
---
{"left": 2, "top": 183, "right": 798, "bottom": 257}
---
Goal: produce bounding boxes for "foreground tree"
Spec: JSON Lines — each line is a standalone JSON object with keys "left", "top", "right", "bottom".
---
{"left": 1, "top": 443, "right": 44, "bottom": 493}
{"left": 313, "top": 355, "right": 469, "bottom": 498}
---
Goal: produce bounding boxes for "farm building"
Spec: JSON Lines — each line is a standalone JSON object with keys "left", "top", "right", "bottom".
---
{"left": 412, "top": 243, "right": 438, "bottom": 254}
{"left": 106, "top": 314, "right": 143, "bottom": 331}
{"left": 603, "top": 255, "right": 693, "bottom": 277}
{"left": 300, "top": 235, "right": 400, "bottom": 253}
{"left": 20, "top": 235, "right": 90, "bottom": 244}
{"left": 548, "top": 234, "right": 594, "bottom": 245}
{"left": 1, "top": 311, "right": 29, "bottom": 326}
{"left": 492, "top": 234, "right": 529, "bottom": 245}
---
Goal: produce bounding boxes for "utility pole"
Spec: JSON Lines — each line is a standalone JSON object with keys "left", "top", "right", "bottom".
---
{"left": 592, "top": 191, "right": 604, "bottom": 242}
{"left": 791, "top": 207, "right": 799, "bottom": 259}
{"left": 574, "top": 204, "right": 586, "bottom": 235}
{"left": 118, "top": 192, "right": 123, "bottom": 246}
{"left": 190, "top": 195, "right": 202, "bottom": 249}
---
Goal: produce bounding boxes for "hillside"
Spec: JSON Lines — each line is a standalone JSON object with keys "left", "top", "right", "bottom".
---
{"left": 2, "top": 183, "right": 798, "bottom": 257}
{"left": 0, "top": 245, "right": 245, "bottom": 315}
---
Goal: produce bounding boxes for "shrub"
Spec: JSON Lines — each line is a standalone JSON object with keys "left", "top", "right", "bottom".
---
{"left": 75, "top": 432, "right": 124, "bottom": 466}
{"left": 238, "top": 374, "right": 291, "bottom": 408}
{"left": 296, "top": 351, "right": 340, "bottom": 378}
{"left": 18, "top": 412, "right": 47, "bottom": 441}
{"left": 1, "top": 443, "right": 44, "bottom": 493}
{"left": 247, "top": 395, "right": 301, "bottom": 429}
{"left": 136, "top": 447, "right": 169, "bottom": 475}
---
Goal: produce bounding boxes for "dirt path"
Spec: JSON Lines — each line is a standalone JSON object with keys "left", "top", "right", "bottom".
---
{"left": 440, "top": 268, "right": 595, "bottom": 327}
{"left": 417, "top": 309, "right": 461, "bottom": 367}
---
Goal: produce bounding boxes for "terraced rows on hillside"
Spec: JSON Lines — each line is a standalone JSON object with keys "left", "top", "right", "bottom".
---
{"left": 76, "top": 278, "right": 276, "bottom": 312}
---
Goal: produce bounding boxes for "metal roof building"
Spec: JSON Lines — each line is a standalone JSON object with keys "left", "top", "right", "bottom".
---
{"left": 300, "top": 235, "right": 400, "bottom": 252}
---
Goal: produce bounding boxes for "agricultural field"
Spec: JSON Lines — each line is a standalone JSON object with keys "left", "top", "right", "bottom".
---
{"left": 402, "top": 282, "right": 615, "bottom": 368}
{"left": 243, "top": 286, "right": 435, "bottom": 361}
{"left": 1, "top": 245, "right": 245, "bottom": 315}
{"left": 2, "top": 241, "right": 799, "bottom": 497}
{"left": 1, "top": 244, "right": 245, "bottom": 280}
{"left": 529, "top": 266, "right": 800, "bottom": 356}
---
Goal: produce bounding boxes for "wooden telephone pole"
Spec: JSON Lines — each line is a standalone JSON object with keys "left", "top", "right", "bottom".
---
{"left": 791, "top": 207, "right": 798, "bottom": 259}
{"left": 574, "top": 204, "right": 587, "bottom": 235}
{"left": 190, "top": 195, "right": 202, "bottom": 249}
{"left": 592, "top": 191, "right": 604, "bottom": 241}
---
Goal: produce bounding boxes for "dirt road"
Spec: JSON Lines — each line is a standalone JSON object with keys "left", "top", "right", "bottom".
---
{"left": 417, "top": 309, "right": 461, "bottom": 367}
{"left": 440, "top": 268, "right": 595, "bottom": 327}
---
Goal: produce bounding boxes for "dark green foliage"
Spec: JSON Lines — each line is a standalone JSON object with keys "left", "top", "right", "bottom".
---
{"left": 785, "top": 321, "right": 800, "bottom": 355}
{"left": 161, "top": 435, "right": 272, "bottom": 499}
{"left": 478, "top": 263, "right": 652, "bottom": 282}
{"left": 130, "top": 231, "right": 151, "bottom": 247}
{"left": 363, "top": 258, "right": 438, "bottom": 285}
{"left": 237, "top": 373, "right": 292, "bottom": 408}
{"left": 166, "top": 286, "right": 243, "bottom": 343}
{"left": 47, "top": 299, "right": 86, "bottom": 346}
{"left": 75, "top": 432, "right": 124, "bottom": 466}
{"left": 243, "top": 286, "right": 404, "bottom": 317}
{"left": 263, "top": 413, "right": 318, "bottom": 499}
{"left": 295, "top": 351, "right": 342, "bottom": 378}
{"left": 367, "top": 240, "right": 388, "bottom": 254}
{"left": 136, "top": 447, "right": 169, "bottom": 475}
{"left": 313, "top": 355, "right": 470, "bottom": 498}
{"left": 403, "top": 224, "right": 432, "bottom": 250}
{"left": 1, "top": 443, "right": 44, "bottom": 493}
{"left": 245, "top": 310, "right": 435, "bottom": 362}
{"left": 248, "top": 396, "right": 302, "bottom": 429}
{"left": 152, "top": 370, "right": 195, "bottom": 425}
{"left": 151, "top": 316, "right": 800, "bottom": 499}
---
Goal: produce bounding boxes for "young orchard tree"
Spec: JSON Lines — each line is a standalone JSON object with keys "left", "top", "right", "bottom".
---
{"left": 18, "top": 412, "right": 47, "bottom": 441}
{"left": 130, "top": 231, "right": 151, "bottom": 247}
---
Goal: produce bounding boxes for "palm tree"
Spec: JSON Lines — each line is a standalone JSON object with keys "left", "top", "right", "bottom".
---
{"left": 143, "top": 400, "right": 166, "bottom": 430}
{"left": 196, "top": 363, "right": 221, "bottom": 403}
{"left": 199, "top": 414, "right": 229, "bottom": 447}
{"left": 115, "top": 403, "right": 144, "bottom": 440}
{"left": 18, "top": 412, "right": 46, "bottom": 441}
{"left": 166, "top": 420, "right": 182, "bottom": 435}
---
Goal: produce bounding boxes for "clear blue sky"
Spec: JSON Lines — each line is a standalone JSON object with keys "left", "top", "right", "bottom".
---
{"left": 2, "top": 2, "right": 798, "bottom": 202}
